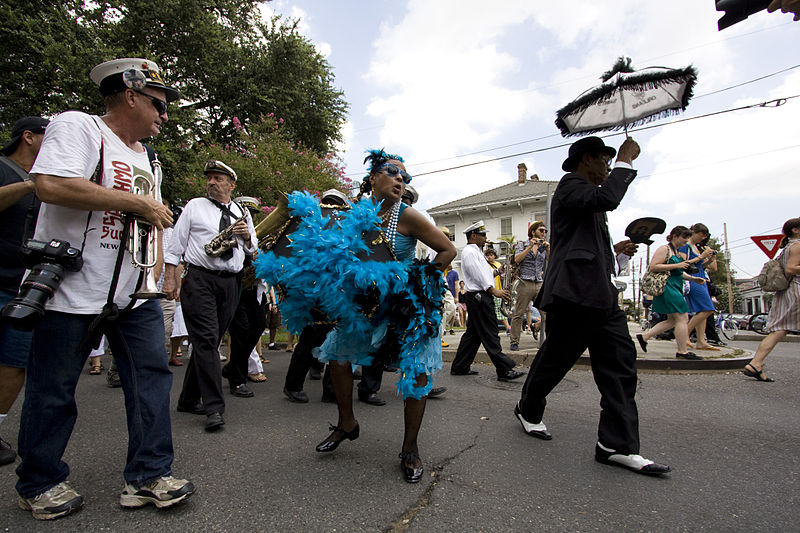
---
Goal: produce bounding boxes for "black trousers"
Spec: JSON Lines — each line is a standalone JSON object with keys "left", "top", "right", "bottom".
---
{"left": 223, "top": 286, "right": 268, "bottom": 387}
{"left": 451, "top": 290, "right": 515, "bottom": 376}
{"left": 178, "top": 267, "right": 239, "bottom": 415}
{"left": 284, "top": 321, "right": 332, "bottom": 393}
{"left": 284, "top": 320, "right": 384, "bottom": 397}
{"left": 518, "top": 299, "right": 640, "bottom": 455}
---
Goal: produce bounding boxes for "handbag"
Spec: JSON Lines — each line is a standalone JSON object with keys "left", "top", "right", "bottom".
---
{"left": 706, "top": 279, "right": 723, "bottom": 298}
{"left": 641, "top": 246, "right": 671, "bottom": 297}
{"left": 757, "top": 248, "right": 790, "bottom": 292}
{"left": 641, "top": 270, "right": 669, "bottom": 296}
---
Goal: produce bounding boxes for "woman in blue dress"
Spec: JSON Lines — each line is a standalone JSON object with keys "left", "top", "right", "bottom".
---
{"left": 681, "top": 223, "right": 718, "bottom": 350}
{"left": 636, "top": 226, "right": 708, "bottom": 360}
{"left": 314, "top": 150, "right": 456, "bottom": 482}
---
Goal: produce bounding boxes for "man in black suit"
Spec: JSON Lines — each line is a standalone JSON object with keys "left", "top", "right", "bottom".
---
{"left": 514, "top": 136, "right": 670, "bottom": 476}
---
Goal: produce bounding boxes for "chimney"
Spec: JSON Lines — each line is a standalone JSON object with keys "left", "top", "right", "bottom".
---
{"left": 517, "top": 163, "right": 527, "bottom": 185}
{"left": 530, "top": 173, "right": 539, "bottom": 181}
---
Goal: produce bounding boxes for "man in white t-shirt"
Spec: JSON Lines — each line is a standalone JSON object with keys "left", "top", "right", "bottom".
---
{"left": 15, "top": 58, "right": 194, "bottom": 521}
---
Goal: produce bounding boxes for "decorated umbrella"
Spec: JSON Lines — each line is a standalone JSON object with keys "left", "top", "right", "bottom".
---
{"left": 555, "top": 57, "right": 698, "bottom": 137}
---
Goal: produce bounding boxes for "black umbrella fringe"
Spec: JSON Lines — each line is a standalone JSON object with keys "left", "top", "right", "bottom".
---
{"left": 555, "top": 65, "right": 698, "bottom": 137}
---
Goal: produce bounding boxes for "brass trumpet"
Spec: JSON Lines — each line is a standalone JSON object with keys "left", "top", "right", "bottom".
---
{"left": 128, "top": 162, "right": 165, "bottom": 299}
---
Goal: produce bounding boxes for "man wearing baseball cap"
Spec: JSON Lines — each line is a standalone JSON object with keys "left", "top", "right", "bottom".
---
{"left": 14, "top": 58, "right": 193, "bottom": 520}
{"left": 0, "top": 116, "right": 48, "bottom": 468}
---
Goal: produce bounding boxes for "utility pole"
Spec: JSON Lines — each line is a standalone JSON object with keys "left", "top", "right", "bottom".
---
{"left": 637, "top": 257, "right": 643, "bottom": 320}
{"left": 631, "top": 262, "right": 637, "bottom": 320}
{"left": 723, "top": 222, "right": 734, "bottom": 314}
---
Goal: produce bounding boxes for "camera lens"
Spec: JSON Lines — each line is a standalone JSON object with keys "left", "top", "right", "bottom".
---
{"left": 1, "top": 263, "right": 66, "bottom": 331}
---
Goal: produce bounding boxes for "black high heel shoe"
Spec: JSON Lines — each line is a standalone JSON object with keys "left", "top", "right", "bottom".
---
{"left": 399, "top": 451, "right": 424, "bottom": 483}
{"left": 315, "top": 423, "right": 360, "bottom": 452}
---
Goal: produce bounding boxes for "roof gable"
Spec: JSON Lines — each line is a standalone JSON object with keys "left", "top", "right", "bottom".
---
{"left": 428, "top": 178, "right": 560, "bottom": 214}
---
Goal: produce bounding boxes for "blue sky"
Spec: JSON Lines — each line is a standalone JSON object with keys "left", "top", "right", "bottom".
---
{"left": 263, "top": 1, "right": 800, "bottom": 282}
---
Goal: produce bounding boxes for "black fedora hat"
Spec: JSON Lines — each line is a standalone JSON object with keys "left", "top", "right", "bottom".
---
{"left": 562, "top": 136, "right": 616, "bottom": 172}
{"left": 625, "top": 217, "right": 666, "bottom": 245}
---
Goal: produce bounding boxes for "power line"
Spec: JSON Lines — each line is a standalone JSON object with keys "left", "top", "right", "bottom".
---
{"left": 695, "top": 64, "right": 800, "bottom": 99}
{"left": 408, "top": 94, "right": 800, "bottom": 177}
{"left": 345, "top": 62, "right": 800, "bottom": 178}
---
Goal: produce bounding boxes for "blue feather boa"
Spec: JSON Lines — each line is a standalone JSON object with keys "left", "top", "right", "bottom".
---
{"left": 255, "top": 191, "right": 445, "bottom": 399}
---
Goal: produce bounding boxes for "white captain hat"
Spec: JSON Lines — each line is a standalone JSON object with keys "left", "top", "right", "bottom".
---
{"left": 463, "top": 221, "right": 487, "bottom": 235}
{"left": 90, "top": 58, "right": 181, "bottom": 102}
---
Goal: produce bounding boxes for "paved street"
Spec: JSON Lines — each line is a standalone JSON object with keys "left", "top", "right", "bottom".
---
{"left": 1, "top": 338, "right": 798, "bottom": 532}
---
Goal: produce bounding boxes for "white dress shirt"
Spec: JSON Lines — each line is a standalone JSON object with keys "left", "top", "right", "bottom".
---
{"left": 165, "top": 197, "right": 257, "bottom": 273}
{"left": 460, "top": 243, "right": 494, "bottom": 292}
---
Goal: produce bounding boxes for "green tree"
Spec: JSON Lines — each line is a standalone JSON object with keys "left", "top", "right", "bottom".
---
{"left": 704, "top": 237, "right": 742, "bottom": 312}
{"left": 166, "top": 115, "right": 350, "bottom": 211}
{"left": 0, "top": 1, "right": 349, "bottom": 186}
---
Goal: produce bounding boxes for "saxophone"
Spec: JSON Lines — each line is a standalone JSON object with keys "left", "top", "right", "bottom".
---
{"left": 204, "top": 213, "right": 248, "bottom": 257}
{"left": 499, "top": 250, "right": 519, "bottom": 318}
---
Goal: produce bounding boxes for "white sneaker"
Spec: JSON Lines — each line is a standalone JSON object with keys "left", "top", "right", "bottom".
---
{"left": 120, "top": 475, "right": 195, "bottom": 508}
{"left": 18, "top": 481, "right": 84, "bottom": 520}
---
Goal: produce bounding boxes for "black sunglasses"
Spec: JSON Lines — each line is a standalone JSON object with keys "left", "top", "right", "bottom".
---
{"left": 132, "top": 89, "right": 168, "bottom": 116}
{"left": 379, "top": 163, "right": 412, "bottom": 184}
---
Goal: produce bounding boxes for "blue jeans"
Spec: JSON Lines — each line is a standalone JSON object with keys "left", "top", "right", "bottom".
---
{"left": 0, "top": 286, "right": 33, "bottom": 368}
{"left": 16, "top": 300, "right": 174, "bottom": 497}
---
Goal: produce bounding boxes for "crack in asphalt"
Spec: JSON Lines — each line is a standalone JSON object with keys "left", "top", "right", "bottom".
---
{"left": 382, "top": 426, "right": 483, "bottom": 532}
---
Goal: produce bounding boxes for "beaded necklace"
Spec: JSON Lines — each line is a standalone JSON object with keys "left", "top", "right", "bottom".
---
{"left": 380, "top": 201, "right": 400, "bottom": 250}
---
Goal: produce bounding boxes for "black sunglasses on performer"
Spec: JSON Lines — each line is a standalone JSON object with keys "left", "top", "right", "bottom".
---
{"left": 379, "top": 163, "right": 412, "bottom": 184}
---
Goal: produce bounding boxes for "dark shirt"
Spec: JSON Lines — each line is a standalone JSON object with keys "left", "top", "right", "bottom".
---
{"left": 0, "top": 158, "right": 40, "bottom": 289}
{"left": 446, "top": 269, "right": 459, "bottom": 297}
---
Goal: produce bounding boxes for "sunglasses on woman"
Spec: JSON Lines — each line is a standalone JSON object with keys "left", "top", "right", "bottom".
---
{"left": 379, "top": 163, "right": 412, "bottom": 184}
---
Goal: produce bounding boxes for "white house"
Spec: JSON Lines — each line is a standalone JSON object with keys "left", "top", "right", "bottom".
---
{"left": 427, "top": 163, "right": 557, "bottom": 269}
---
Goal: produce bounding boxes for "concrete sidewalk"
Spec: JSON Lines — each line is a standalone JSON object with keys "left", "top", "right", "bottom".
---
{"left": 441, "top": 322, "right": 753, "bottom": 372}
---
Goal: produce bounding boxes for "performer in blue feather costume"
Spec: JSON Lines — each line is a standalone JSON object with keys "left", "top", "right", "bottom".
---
{"left": 255, "top": 149, "right": 456, "bottom": 483}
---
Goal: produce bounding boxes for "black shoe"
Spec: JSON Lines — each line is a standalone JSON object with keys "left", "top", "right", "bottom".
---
{"left": 510, "top": 342, "right": 519, "bottom": 351}
{"left": 449, "top": 329, "right": 455, "bottom": 335}
{"left": 0, "top": 436, "right": 17, "bottom": 466}
{"left": 399, "top": 451, "right": 424, "bottom": 483}
{"left": 320, "top": 393, "right": 336, "bottom": 403}
{"left": 451, "top": 369, "right": 478, "bottom": 376}
{"left": 498, "top": 370, "right": 525, "bottom": 382}
{"left": 230, "top": 384, "right": 254, "bottom": 398}
{"left": 315, "top": 423, "right": 359, "bottom": 452}
{"left": 220, "top": 364, "right": 230, "bottom": 380}
{"left": 384, "top": 364, "right": 399, "bottom": 372}
{"left": 513, "top": 403, "right": 552, "bottom": 440}
{"left": 676, "top": 351, "right": 702, "bottom": 361}
{"left": 358, "top": 393, "right": 386, "bottom": 406}
{"left": 308, "top": 368, "right": 321, "bottom": 380}
{"left": 636, "top": 334, "right": 648, "bottom": 353}
{"left": 176, "top": 402, "right": 205, "bottom": 415}
{"left": 205, "top": 413, "right": 225, "bottom": 432}
{"left": 427, "top": 386, "right": 447, "bottom": 398}
{"left": 106, "top": 369, "right": 122, "bottom": 388}
{"left": 283, "top": 388, "right": 309, "bottom": 403}
{"left": 268, "top": 344, "right": 280, "bottom": 351}
{"left": 594, "top": 443, "right": 670, "bottom": 476}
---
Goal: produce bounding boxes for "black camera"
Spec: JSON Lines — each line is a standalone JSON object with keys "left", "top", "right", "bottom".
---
{"left": 1, "top": 239, "right": 83, "bottom": 330}
{"left": 685, "top": 263, "right": 700, "bottom": 275}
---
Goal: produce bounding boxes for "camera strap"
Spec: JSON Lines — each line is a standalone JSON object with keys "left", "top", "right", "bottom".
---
{"left": 0, "top": 156, "right": 38, "bottom": 242}
{"left": 80, "top": 119, "right": 153, "bottom": 350}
